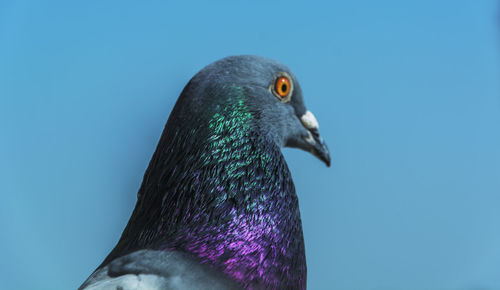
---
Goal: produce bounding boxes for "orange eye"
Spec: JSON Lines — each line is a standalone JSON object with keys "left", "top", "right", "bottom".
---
{"left": 275, "top": 76, "right": 291, "bottom": 98}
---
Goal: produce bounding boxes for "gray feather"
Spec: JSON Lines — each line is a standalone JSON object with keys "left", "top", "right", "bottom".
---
{"left": 80, "top": 250, "right": 242, "bottom": 290}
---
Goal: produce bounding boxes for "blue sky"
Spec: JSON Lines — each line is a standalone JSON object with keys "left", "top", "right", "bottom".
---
{"left": 1, "top": 1, "right": 499, "bottom": 289}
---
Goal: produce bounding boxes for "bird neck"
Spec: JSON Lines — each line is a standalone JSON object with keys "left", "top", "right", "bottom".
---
{"left": 109, "top": 88, "right": 307, "bottom": 289}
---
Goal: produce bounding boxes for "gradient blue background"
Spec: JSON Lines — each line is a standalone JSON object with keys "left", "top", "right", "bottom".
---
{"left": 1, "top": 1, "right": 499, "bottom": 289}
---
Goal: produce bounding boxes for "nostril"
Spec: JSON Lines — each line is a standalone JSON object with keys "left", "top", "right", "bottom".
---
{"left": 309, "top": 128, "right": 320, "bottom": 138}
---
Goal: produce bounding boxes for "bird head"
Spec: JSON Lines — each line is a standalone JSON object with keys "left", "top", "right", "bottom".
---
{"left": 174, "top": 55, "right": 331, "bottom": 167}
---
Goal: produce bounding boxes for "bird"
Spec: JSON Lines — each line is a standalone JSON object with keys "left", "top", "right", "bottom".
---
{"left": 80, "top": 55, "right": 330, "bottom": 290}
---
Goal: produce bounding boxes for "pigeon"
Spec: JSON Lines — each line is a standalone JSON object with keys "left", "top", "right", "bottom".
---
{"left": 80, "top": 55, "right": 330, "bottom": 290}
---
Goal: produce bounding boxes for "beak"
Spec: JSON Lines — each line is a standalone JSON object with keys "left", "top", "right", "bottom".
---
{"left": 300, "top": 111, "right": 331, "bottom": 167}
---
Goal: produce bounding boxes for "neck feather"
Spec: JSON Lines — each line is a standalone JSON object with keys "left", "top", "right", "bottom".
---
{"left": 106, "top": 88, "right": 307, "bottom": 289}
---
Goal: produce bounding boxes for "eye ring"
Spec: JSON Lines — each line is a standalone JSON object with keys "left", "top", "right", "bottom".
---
{"left": 271, "top": 72, "right": 293, "bottom": 102}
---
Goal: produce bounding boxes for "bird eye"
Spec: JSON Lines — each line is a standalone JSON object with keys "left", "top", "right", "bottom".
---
{"left": 272, "top": 73, "right": 293, "bottom": 102}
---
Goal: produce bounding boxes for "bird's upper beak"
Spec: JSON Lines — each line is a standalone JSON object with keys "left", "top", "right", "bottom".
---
{"left": 300, "top": 111, "right": 331, "bottom": 167}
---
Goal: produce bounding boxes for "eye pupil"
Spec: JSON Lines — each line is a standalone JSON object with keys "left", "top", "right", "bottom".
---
{"left": 281, "top": 83, "right": 287, "bottom": 93}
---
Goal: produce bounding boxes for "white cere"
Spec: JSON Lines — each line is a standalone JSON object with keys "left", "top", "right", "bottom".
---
{"left": 300, "top": 110, "right": 319, "bottom": 130}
